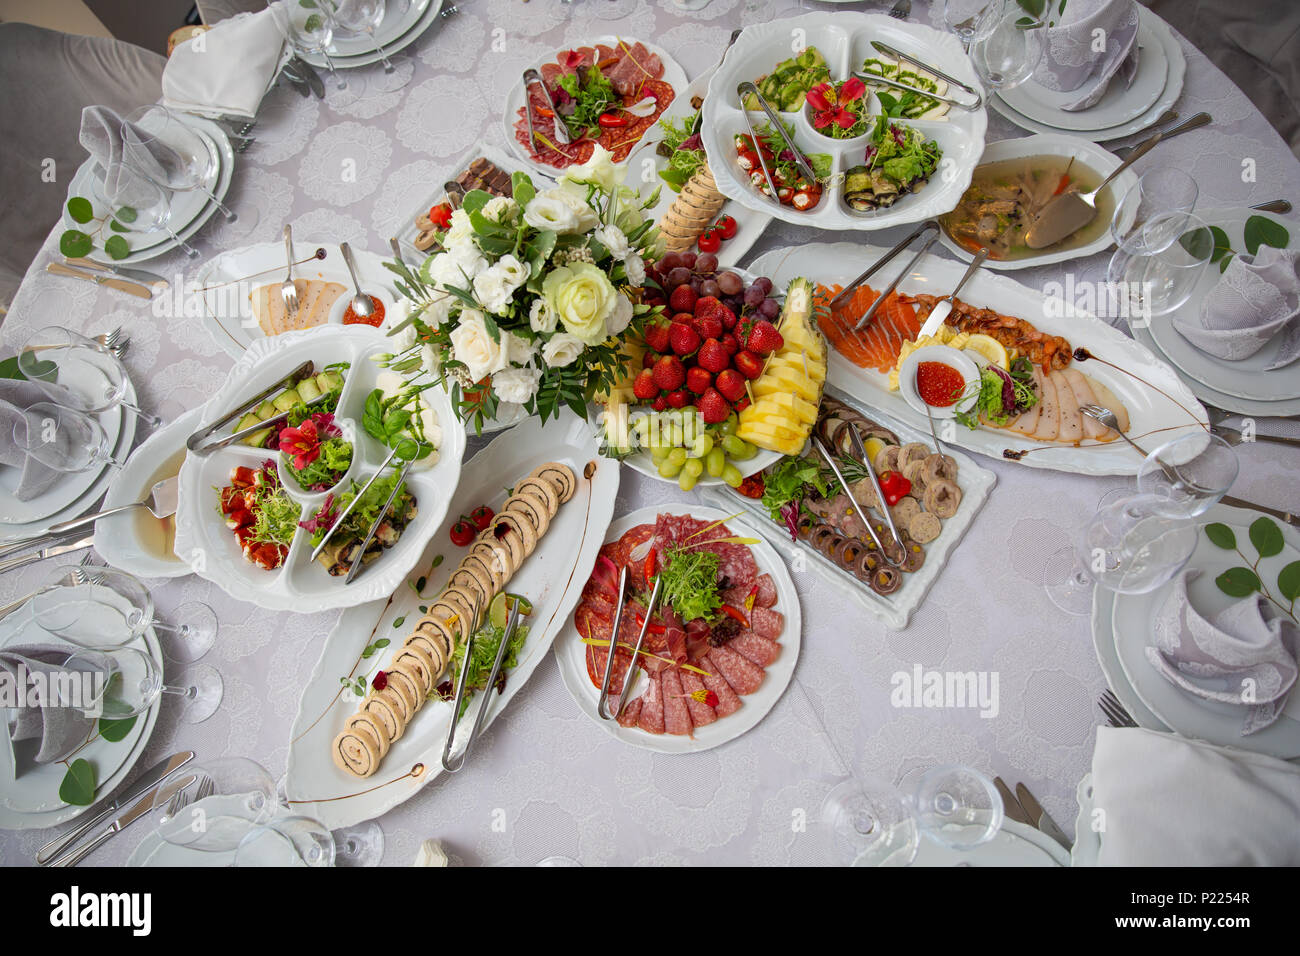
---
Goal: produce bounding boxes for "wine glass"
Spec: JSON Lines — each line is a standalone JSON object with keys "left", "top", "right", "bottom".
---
{"left": 911, "top": 765, "right": 1004, "bottom": 849}
{"left": 969, "top": 10, "right": 1044, "bottom": 90}
{"left": 152, "top": 757, "right": 278, "bottom": 852}
{"left": 941, "top": 0, "right": 1006, "bottom": 51}
{"left": 13, "top": 403, "right": 122, "bottom": 474}
{"left": 323, "top": 0, "right": 408, "bottom": 82}
{"left": 1108, "top": 214, "right": 1215, "bottom": 321}
{"left": 1110, "top": 167, "right": 1199, "bottom": 256}
{"left": 122, "top": 105, "right": 243, "bottom": 225}
{"left": 1137, "top": 433, "right": 1238, "bottom": 518}
{"left": 235, "top": 815, "right": 385, "bottom": 866}
{"left": 62, "top": 646, "right": 223, "bottom": 724}
{"left": 592, "top": 0, "right": 638, "bottom": 18}
{"left": 91, "top": 163, "right": 199, "bottom": 259}
{"left": 821, "top": 777, "right": 921, "bottom": 866}
{"left": 18, "top": 326, "right": 158, "bottom": 427}
{"left": 267, "top": 0, "right": 347, "bottom": 90}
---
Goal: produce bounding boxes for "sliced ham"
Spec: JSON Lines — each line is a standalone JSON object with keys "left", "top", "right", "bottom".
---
{"left": 750, "top": 606, "right": 784, "bottom": 641}
{"left": 617, "top": 697, "right": 642, "bottom": 728}
{"left": 754, "top": 574, "right": 777, "bottom": 608}
{"left": 707, "top": 646, "right": 764, "bottom": 696}
{"left": 679, "top": 670, "right": 717, "bottom": 728}
{"left": 660, "top": 670, "right": 693, "bottom": 736}
{"left": 637, "top": 674, "right": 665, "bottom": 734}
{"left": 702, "top": 667, "right": 742, "bottom": 717}
{"left": 1051, "top": 370, "right": 1083, "bottom": 444}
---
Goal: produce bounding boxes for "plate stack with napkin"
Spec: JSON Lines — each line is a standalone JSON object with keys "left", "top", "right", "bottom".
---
{"left": 0, "top": 380, "right": 80, "bottom": 502}
{"left": 162, "top": 8, "right": 287, "bottom": 119}
{"left": 0, "top": 644, "right": 101, "bottom": 766}
{"left": 1030, "top": 0, "right": 1140, "bottom": 112}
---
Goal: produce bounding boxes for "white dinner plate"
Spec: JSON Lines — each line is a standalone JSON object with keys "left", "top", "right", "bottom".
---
{"left": 1071, "top": 773, "right": 1101, "bottom": 866}
{"left": 1111, "top": 501, "right": 1300, "bottom": 760}
{"left": 990, "top": 9, "right": 1185, "bottom": 143}
{"left": 502, "top": 36, "right": 689, "bottom": 181}
{"left": 998, "top": 11, "right": 1168, "bottom": 132}
{"left": 323, "top": 0, "right": 432, "bottom": 59}
{"left": 749, "top": 241, "right": 1208, "bottom": 476}
{"left": 1146, "top": 208, "right": 1300, "bottom": 402}
{"left": 174, "top": 325, "right": 465, "bottom": 612}
{"left": 286, "top": 410, "right": 620, "bottom": 829}
{"left": 0, "top": 606, "right": 161, "bottom": 831}
{"left": 702, "top": 13, "right": 987, "bottom": 232}
{"left": 1090, "top": 579, "right": 1172, "bottom": 733}
{"left": 554, "top": 504, "right": 801, "bottom": 754}
{"left": 302, "top": 0, "right": 443, "bottom": 68}
{"left": 936, "top": 134, "right": 1138, "bottom": 271}
{"left": 195, "top": 240, "right": 403, "bottom": 358}
{"left": 911, "top": 818, "right": 1068, "bottom": 866}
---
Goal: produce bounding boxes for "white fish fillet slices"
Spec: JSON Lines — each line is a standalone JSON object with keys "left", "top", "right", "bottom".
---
{"left": 1001, "top": 367, "right": 1128, "bottom": 445}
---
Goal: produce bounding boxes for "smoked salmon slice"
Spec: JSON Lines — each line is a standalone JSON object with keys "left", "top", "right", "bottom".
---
{"left": 814, "top": 283, "right": 921, "bottom": 372}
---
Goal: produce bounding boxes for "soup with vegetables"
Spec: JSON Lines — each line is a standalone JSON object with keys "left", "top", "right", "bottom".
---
{"left": 940, "top": 155, "right": 1115, "bottom": 261}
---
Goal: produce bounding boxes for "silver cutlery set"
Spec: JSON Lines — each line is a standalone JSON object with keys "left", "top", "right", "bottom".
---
{"left": 994, "top": 776, "right": 1073, "bottom": 851}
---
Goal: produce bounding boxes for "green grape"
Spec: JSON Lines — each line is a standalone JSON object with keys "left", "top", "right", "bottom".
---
{"left": 717, "top": 412, "right": 739, "bottom": 436}
{"left": 721, "top": 464, "right": 744, "bottom": 488}
{"left": 682, "top": 458, "right": 704, "bottom": 479}
{"left": 720, "top": 434, "right": 748, "bottom": 457}
{"left": 690, "top": 433, "right": 713, "bottom": 458}
{"left": 705, "top": 446, "right": 726, "bottom": 477}
{"left": 730, "top": 439, "right": 757, "bottom": 460}
{"left": 650, "top": 443, "right": 671, "bottom": 463}
{"left": 658, "top": 454, "right": 684, "bottom": 479}
{"left": 677, "top": 469, "right": 699, "bottom": 492}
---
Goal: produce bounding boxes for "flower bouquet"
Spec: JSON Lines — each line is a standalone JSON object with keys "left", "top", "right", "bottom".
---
{"left": 382, "top": 147, "right": 664, "bottom": 433}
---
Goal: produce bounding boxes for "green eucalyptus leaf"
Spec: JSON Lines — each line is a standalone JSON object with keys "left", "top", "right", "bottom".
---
{"left": 66, "top": 197, "right": 94, "bottom": 224}
{"left": 1204, "top": 523, "right": 1237, "bottom": 550}
{"left": 104, "top": 235, "right": 131, "bottom": 261}
{"left": 98, "top": 715, "right": 137, "bottom": 743}
{"left": 59, "top": 231, "right": 93, "bottom": 258}
{"left": 115, "top": 206, "right": 137, "bottom": 224}
{"left": 59, "top": 758, "right": 96, "bottom": 806}
{"left": 1216, "top": 566, "right": 1261, "bottom": 598}
{"left": 1249, "top": 516, "right": 1284, "bottom": 558}
{"left": 1278, "top": 561, "right": 1300, "bottom": 602}
{"left": 1243, "top": 215, "right": 1289, "bottom": 257}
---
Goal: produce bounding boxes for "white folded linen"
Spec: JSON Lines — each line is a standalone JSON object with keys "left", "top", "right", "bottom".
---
{"left": 1032, "top": 0, "right": 1141, "bottom": 112}
{"left": 162, "top": 8, "right": 285, "bottom": 119}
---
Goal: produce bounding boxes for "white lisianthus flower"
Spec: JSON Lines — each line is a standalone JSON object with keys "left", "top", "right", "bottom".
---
{"left": 423, "top": 293, "right": 454, "bottom": 328}
{"left": 623, "top": 253, "right": 646, "bottom": 287}
{"left": 448, "top": 308, "right": 507, "bottom": 383}
{"left": 444, "top": 208, "right": 474, "bottom": 247}
{"left": 496, "top": 253, "right": 529, "bottom": 288}
{"left": 386, "top": 300, "right": 417, "bottom": 349}
{"left": 492, "top": 364, "right": 542, "bottom": 404}
{"left": 523, "top": 194, "right": 581, "bottom": 234}
{"left": 447, "top": 242, "right": 489, "bottom": 282}
{"left": 541, "top": 331, "right": 585, "bottom": 369}
{"left": 546, "top": 187, "right": 599, "bottom": 234}
{"left": 595, "top": 224, "right": 631, "bottom": 261}
{"left": 561, "top": 145, "right": 619, "bottom": 192}
{"left": 420, "top": 343, "right": 440, "bottom": 377}
{"left": 528, "top": 297, "right": 558, "bottom": 334}
{"left": 473, "top": 268, "right": 512, "bottom": 316}
{"left": 501, "top": 329, "right": 538, "bottom": 366}
{"left": 482, "top": 196, "right": 519, "bottom": 224}
{"left": 605, "top": 292, "right": 634, "bottom": 338}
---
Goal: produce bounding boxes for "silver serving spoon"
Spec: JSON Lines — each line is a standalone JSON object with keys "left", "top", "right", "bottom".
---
{"left": 339, "top": 242, "right": 375, "bottom": 319}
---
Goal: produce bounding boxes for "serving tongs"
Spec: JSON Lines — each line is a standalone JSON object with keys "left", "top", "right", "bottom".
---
{"left": 442, "top": 593, "right": 523, "bottom": 772}
{"left": 598, "top": 572, "right": 664, "bottom": 721}
{"left": 737, "top": 81, "right": 818, "bottom": 186}
{"left": 309, "top": 446, "right": 400, "bottom": 563}
{"left": 812, "top": 434, "right": 906, "bottom": 565}
{"left": 829, "top": 220, "right": 940, "bottom": 332}
{"left": 343, "top": 457, "right": 413, "bottom": 584}
{"left": 522, "top": 68, "right": 570, "bottom": 147}
{"left": 443, "top": 180, "right": 466, "bottom": 210}
{"left": 867, "top": 40, "right": 983, "bottom": 111}
{"left": 594, "top": 565, "right": 629, "bottom": 720}
{"left": 186, "top": 360, "right": 315, "bottom": 452}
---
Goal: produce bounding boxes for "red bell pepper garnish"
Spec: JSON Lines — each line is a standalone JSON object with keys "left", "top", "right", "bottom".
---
{"left": 878, "top": 470, "right": 912, "bottom": 506}
{"left": 633, "top": 610, "right": 667, "bottom": 636}
{"left": 597, "top": 112, "right": 629, "bottom": 129}
{"left": 719, "top": 604, "right": 750, "bottom": 628}
{"left": 1052, "top": 173, "right": 1071, "bottom": 196}
{"left": 428, "top": 202, "right": 453, "bottom": 229}
{"left": 643, "top": 546, "right": 657, "bottom": 587}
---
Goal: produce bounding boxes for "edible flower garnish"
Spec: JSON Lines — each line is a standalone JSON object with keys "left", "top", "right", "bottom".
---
{"left": 806, "top": 77, "right": 867, "bottom": 134}
{"left": 279, "top": 413, "right": 341, "bottom": 471}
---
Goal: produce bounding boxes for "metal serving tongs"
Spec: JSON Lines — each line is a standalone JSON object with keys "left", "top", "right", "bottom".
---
{"left": 812, "top": 435, "right": 906, "bottom": 566}
{"left": 443, "top": 180, "right": 466, "bottom": 210}
{"left": 736, "top": 81, "right": 819, "bottom": 195}
{"left": 440, "top": 589, "right": 482, "bottom": 773}
{"left": 595, "top": 564, "right": 629, "bottom": 720}
{"left": 867, "top": 39, "right": 983, "bottom": 111}
{"left": 522, "top": 68, "right": 570, "bottom": 147}
{"left": 600, "top": 571, "right": 664, "bottom": 721}
{"left": 443, "top": 592, "right": 525, "bottom": 772}
{"left": 186, "top": 360, "right": 315, "bottom": 452}
{"left": 344, "top": 457, "right": 413, "bottom": 584}
{"left": 829, "top": 220, "right": 940, "bottom": 332}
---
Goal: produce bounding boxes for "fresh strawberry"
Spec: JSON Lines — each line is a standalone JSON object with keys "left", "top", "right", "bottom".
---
{"left": 715, "top": 368, "right": 747, "bottom": 403}
{"left": 685, "top": 365, "right": 713, "bottom": 394}
{"left": 695, "top": 338, "right": 729, "bottom": 373}
{"left": 745, "top": 320, "right": 784, "bottom": 355}
{"left": 642, "top": 318, "right": 671, "bottom": 354}
{"left": 734, "top": 350, "right": 764, "bottom": 380}
{"left": 651, "top": 394, "right": 669, "bottom": 412}
{"left": 668, "top": 322, "right": 701, "bottom": 357}
{"left": 651, "top": 354, "right": 686, "bottom": 391}
{"left": 696, "top": 387, "right": 730, "bottom": 425}
{"left": 632, "top": 367, "right": 658, "bottom": 401}
{"left": 666, "top": 389, "right": 691, "bottom": 409}
{"left": 695, "top": 313, "right": 724, "bottom": 340}
{"left": 668, "top": 285, "right": 698, "bottom": 313}
{"left": 734, "top": 396, "right": 751, "bottom": 413}
{"left": 695, "top": 296, "right": 737, "bottom": 332}
{"left": 642, "top": 350, "right": 659, "bottom": 369}
{"left": 720, "top": 332, "right": 740, "bottom": 356}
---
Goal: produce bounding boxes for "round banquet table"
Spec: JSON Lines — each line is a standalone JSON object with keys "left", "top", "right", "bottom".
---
{"left": 2, "top": 0, "right": 1298, "bottom": 867}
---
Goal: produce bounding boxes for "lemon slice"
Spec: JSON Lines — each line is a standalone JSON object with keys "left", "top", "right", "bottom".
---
{"left": 963, "top": 334, "right": 1009, "bottom": 370}
{"left": 862, "top": 436, "right": 887, "bottom": 467}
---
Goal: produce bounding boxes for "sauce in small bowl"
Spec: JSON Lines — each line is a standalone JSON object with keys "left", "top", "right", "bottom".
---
{"left": 897, "top": 345, "right": 980, "bottom": 419}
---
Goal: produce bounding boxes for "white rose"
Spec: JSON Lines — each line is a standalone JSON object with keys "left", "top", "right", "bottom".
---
{"left": 492, "top": 365, "right": 542, "bottom": 404}
{"left": 529, "top": 298, "right": 558, "bottom": 333}
{"left": 605, "top": 292, "right": 634, "bottom": 338}
{"left": 623, "top": 253, "right": 646, "bottom": 287}
{"left": 595, "top": 225, "right": 631, "bottom": 261}
{"left": 444, "top": 208, "right": 473, "bottom": 247}
{"left": 523, "top": 195, "right": 580, "bottom": 234}
{"left": 541, "top": 332, "right": 585, "bottom": 369}
{"left": 482, "top": 196, "right": 519, "bottom": 224}
{"left": 547, "top": 187, "right": 599, "bottom": 234}
{"left": 448, "top": 308, "right": 507, "bottom": 383}
{"left": 561, "top": 145, "right": 618, "bottom": 191}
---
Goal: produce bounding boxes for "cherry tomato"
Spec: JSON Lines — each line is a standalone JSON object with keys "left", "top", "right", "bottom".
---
{"left": 469, "top": 504, "right": 495, "bottom": 530}
{"left": 449, "top": 516, "right": 477, "bottom": 547}
{"left": 714, "top": 215, "right": 738, "bottom": 240}
{"left": 428, "top": 202, "right": 453, "bottom": 229}
{"left": 697, "top": 228, "right": 721, "bottom": 254}
{"left": 597, "top": 112, "right": 629, "bottom": 128}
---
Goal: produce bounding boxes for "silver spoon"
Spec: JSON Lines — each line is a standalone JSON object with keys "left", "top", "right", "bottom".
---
{"left": 339, "top": 242, "right": 375, "bottom": 319}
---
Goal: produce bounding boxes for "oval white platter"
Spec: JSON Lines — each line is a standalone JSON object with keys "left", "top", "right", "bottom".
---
{"left": 628, "top": 67, "right": 772, "bottom": 269}
{"left": 0, "top": 606, "right": 161, "bottom": 831}
{"left": 285, "top": 410, "right": 620, "bottom": 829}
{"left": 750, "top": 241, "right": 1208, "bottom": 476}
{"left": 553, "top": 504, "right": 800, "bottom": 754}
{"left": 302, "top": 0, "right": 443, "bottom": 69}
{"left": 62, "top": 117, "right": 233, "bottom": 265}
{"left": 935, "top": 133, "right": 1137, "bottom": 271}
{"left": 95, "top": 406, "right": 201, "bottom": 580}
{"left": 502, "top": 36, "right": 690, "bottom": 181}
{"left": 1112, "top": 500, "right": 1300, "bottom": 761}
{"left": 195, "top": 240, "right": 403, "bottom": 359}
{"left": 1146, "top": 207, "right": 1300, "bottom": 403}
{"left": 174, "top": 325, "right": 465, "bottom": 612}
{"left": 702, "top": 13, "right": 987, "bottom": 232}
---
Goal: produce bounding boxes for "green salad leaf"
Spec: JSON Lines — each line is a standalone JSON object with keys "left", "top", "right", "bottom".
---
{"left": 660, "top": 546, "right": 723, "bottom": 623}
{"left": 760, "top": 456, "right": 830, "bottom": 523}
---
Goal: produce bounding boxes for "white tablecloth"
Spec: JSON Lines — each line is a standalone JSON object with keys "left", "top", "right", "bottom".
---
{"left": 2, "top": 0, "right": 1298, "bottom": 866}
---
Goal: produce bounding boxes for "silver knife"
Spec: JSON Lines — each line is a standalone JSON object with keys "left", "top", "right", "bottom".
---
{"left": 0, "top": 535, "right": 94, "bottom": 575}
{"left": 52, "top": 771, "right": 197, "bottom": 867}
{"left": 290, "top": 56, "right": 325, "bottom": 99}
{"left": 1219, "top": 496, "right": 1297, "bottom": 526}
{"left": 1015, "top": 783, "right": 1073, "bottom": 851}
{"left": 993, "top": 776, "right": 1033, "bottom": 826}
{"left": 37, "top": 751, "right": 195, "bottom": 865}
{"left": 65, "top": 257, "right": 169, "bottom": 288}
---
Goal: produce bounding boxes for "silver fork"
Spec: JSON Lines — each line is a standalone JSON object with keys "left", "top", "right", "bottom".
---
{"left": 165, "top": 773, "right": 213, "bottom": 818}
{"left": 280, "top": 225, "right": 299, "bottom": 317}
{"left": 1098, "top": 690, "right": 1139, "bottom": 728}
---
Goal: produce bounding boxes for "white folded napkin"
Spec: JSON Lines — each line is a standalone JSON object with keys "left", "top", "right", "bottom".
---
{"left": 1147, "top": 569, "right": 1298, "bottom": 735}
{"left": 0, "top": 379, "right": 79, "bottom": 501}
{"left": 78, "top": 105, "right": 178, "bottom": 209}
{"left": 1085, "top": 726, "right": 1300, "bottom": 866}
{"left": 1173, "top": 245, "right": 1300, "bottom": 369}
{"left": 1032, "top": 0, "right": 1141, "bottom": 112}
{"left": 162, "top": 7, "right": 285, "bottom": 119}
{"left": 0, "top": 645, "right": 99, "bottom": 764}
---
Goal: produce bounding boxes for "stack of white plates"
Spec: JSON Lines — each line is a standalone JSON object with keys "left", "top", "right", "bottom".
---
{"left": 1091, "top": 499, "right": 1300, "bottom": 761}
{"left": 301, "top": 0, "right": 445, "bottom": 70}
{"left": 60, "top": 115, "right": 234, "bottom": 266}
{"left": 991, "top": 6, "right": 1185, "bottom": 144}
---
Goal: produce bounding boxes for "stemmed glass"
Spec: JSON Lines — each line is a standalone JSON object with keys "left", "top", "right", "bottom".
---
{"left": 62, "top": 645, "right": 224, "bottom": 724}
{"left": 234, "top": 815, "right": 385, "bottom": 867}
{"left": 593, "top": 0, "right": 638, "bottom": 19}
{"left": 19, "top": 326, "right": 159, "bottom": 427}
{"left": 969, "top": 9, "right": 1044, "bottom": 91}
{"left": 91, "top": 163, "right": 199, "bottom": 259}
{"left": 13, "top": 403, "right": 122, "bottom": 473}
{"left": 912, "top": 765, "right": 1004, "bottom": 849}
{"left": 1110, "top": 168, "right": 1199, "bottom": 256}
{"left": 1107, "top": 214, "right": 1215, "bottom": 322}
{"left": 152, "top": 757, "right": 279, "bottom": 852}
{"left": 941, "top": 0, "right": 1006, "bottom": 51}
{"left": 323, "top": 0, "right": 409, "bottom": 84}
{"left": 267, "top": 0, "right": 348, "bottom": 90}
{"left": 1137, "top": 433, "right": 1238, "bottom": 518}
{"left": 122, "top": 105, "right": 244, "bottom": 225}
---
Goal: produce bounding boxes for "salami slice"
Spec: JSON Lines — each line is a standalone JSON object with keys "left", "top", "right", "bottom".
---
{"left": 637, "top": 674, "right": 665, "bottom": 734}
{"left": 701, "top": 666, "right": 742, "bottom": 717}
{"left": 707, "top": 645, "right": 764, "bottom": 696}
{"left": 679, "top": 670, "right": 718, "bottom": 728}
{"left": 755, "top": 573, "right": 778, "bottom": 608}
{"left": 617, "top": 696, "right": 642, "bottom": 728}
{"left": 729, "top": 631, "right": 780, "bottom": 668}
{"left": 661, "top": 670, "right": 693, "bottom": 736}
{"left": 750, "top": 606, "right": 784, "bottom": 641}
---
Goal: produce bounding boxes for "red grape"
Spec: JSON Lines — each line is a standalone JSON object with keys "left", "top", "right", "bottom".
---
{"left": 717, "top": 271, "right": 744, "bottom": 296}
